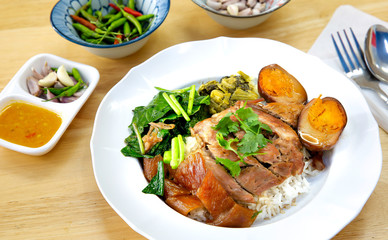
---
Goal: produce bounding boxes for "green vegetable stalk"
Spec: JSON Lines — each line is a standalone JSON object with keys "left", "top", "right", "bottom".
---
{"left": 132, "top": 123, "right": 145, "bottom": 155}
{"left": 170, "top": 137, "right": 180, "bottom": 169}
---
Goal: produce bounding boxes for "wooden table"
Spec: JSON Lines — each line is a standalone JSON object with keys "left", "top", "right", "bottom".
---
{"left": 1, "top": 0, "right": 387, "bottom": 239}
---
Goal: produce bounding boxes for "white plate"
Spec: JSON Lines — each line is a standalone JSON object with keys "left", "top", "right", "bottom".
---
{"left": 90, "top": 37, "right": 382, "bottom": 240}
{"left": 0, "top": 53, "right": 99, "bottom": 155}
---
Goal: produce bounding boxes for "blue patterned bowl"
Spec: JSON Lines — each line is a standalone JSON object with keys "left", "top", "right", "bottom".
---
{"left": 51, "top": 0, "right": 170, "bottom": 58}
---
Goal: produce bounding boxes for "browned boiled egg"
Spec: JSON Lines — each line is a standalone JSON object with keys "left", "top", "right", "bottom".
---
{"left": 298, "top": 96, "right": 347, "bottom": 151}
{"left": 258, "top": 64, "right": 307, "bottom": 104}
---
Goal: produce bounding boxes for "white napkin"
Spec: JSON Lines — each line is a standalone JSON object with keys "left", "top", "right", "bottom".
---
{"left": 308, "top": 5, "right": 388, "bottom": 132}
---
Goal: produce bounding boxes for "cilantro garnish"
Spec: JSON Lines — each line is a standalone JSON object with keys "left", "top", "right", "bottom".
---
{"left": 251, "top": 210, "right": 262, "bottom": 219}
{"left": 213, "top": 104, "right": 272, "bottom": 177}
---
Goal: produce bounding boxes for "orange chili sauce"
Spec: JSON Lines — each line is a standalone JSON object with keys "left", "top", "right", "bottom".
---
{"left": 0, "top": 102, "right": 62, "bottom": 148}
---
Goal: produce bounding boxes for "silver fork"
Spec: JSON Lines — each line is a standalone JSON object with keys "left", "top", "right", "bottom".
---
{"left": 331, "top": 28, "right": 388, "bottom": 104}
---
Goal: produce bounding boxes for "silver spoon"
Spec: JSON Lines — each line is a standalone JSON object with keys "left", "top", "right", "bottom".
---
{"left": 364, "top": 24, "right": 388, "bottom": 84}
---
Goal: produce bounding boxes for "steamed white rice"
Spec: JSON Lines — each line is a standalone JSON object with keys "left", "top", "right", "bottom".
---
{"left": 254, "top": 154, "right": 320, "bottom": 221}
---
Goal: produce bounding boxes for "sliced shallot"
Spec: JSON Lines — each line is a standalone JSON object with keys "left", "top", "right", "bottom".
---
{"left": 26, "top": 76, "right": 42, "bottom": 96}
{"left": 46, "top": 89, "right": 59, "bottom": 103}
{"left": 31, "top": 67, "right": 44, "bottom": 80}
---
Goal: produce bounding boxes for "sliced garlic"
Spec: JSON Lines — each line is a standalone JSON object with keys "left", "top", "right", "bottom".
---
{"left": 38, "top": 72, "right": 58, "bottom": 87}
{"left": 57, "top": 65, "right": 74, "bottom": 87}
{"left": 227, "top": 4, "right": 239, "bottom": 15}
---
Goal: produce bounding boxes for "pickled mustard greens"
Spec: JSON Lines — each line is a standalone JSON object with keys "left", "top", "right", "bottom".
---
{"left": 198, "top": 71, "right": 258, "bottom": 114}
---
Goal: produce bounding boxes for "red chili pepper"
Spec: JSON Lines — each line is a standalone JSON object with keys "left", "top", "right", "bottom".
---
{"left": 109, "top": 3, "right": 121, "bottom": 12}
{"left": 70, "top": 15, "right": 96, "bottom": 30}
{"left": 114, "top": 34, "right": 123, "bottom": 44}
{"left": 25, "top": 132, "right": 36, "bottom": 138}
{"left": 123, "top": 7, "right": 142, "bottom": 17}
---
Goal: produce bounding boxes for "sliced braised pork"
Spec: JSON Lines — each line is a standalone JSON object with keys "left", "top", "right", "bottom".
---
{"left": 143, "top": 99, "right": 306, "bottom": 228}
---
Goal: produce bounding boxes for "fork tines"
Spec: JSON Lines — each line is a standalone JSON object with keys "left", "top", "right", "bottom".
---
{"left": 331, "top": 28, "right": 366, "bottom": 73}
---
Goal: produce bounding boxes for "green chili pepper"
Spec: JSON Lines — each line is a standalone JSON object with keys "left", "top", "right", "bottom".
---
{"left": 59, "top": 81, "right": 82, "bottom": 97}
{"left": 130, "top": 27, "right": 138, "bottom": 34}
{"left": 44, "top": 86, "right": 72, "bottom": 96}
{"left": 128, "top": 0, "right": 135, "bottom": 9}
{"left": 80, "top": 9, "right": 103, "bottom": 28}
{"left": 136, "top": 14, "right": 154, "bottom": 21}
{"left": 107, "top": 17, "right": 127, "bottom": 31}
{"left": 80, "top": 9, "right": 97, "bottom": 22}
{"left": 72, "top": 68, "right": 85, "bottom": 86}
{"left": 75, "top": 24, "right": 116, "bottom": 44}
{"left": 95, "top": 10, "right": 103, "bottom": 21}
{"left": 45, "top": 81, "right": 82, "bottom": 102}
{"left": 94, "top": 28, "right": 122, "bottom": 36}
{"left": 102, "top": 11, "right": 122, "bottom": 27}
{"left": 97, "top": 18, "right": 127, "bottom": 44}
{"left": 102, "top": 13, "right": 115, "bottom": 20}
{"left": 94, "top": 28, "right": 104, "bottom": 34}
{"left": 75, "top": 2, "right": 90, "bottom": 16}
{"left": 73, "top": 23, "right": 101, "bottom": 38}
{"left": 123, "top": 21, "right": 130, "bottom": 37}
{"left": 121, "top": 10, "right": 142, "bottom": 35}
{"left": 87, "top": 7, "right": 93, "bottom": 15}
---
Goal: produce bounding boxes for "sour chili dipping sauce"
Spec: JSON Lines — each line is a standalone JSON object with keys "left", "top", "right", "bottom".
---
{"left": 0, "top": 102, "right": 62, "bottom": 148}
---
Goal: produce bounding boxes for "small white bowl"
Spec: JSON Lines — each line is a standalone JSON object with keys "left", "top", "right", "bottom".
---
{"left": 50, "top": 0, "right": 170, "bottom": 59}
{"left": 191, "top": 0, "right": 290, "bottom": 30}
{"left": 0, "top": 53, "right": 99, "bottom": 155}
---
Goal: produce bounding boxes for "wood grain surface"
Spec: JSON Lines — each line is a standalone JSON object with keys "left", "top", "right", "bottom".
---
{"left": 1, "top": 0, "right": 387, "bottom": 239}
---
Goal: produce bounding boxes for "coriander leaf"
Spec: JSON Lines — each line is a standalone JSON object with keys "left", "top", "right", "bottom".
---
{"left": 215, "top": 157, "right": 241, "bottom": 177}
{"left": 235, "top": 107, "right": 258, "bottom": 124}
{"left": 235, "top": 107, "right": 262, "bottom": 133}
{"left": 237, "top": 132, "right": 271, "bottom": 155}
{"left": 142, "top": 161, "right": 165, "bottom": 196}
{"left": 237, "top": 131, "right": 261, "bottom": 154}
{"left": 213, "top": 112, "right": 239, "bottom": 137}
{"left": 216, "top": 132, "right": 239, "bottom": 155}
{"left": 260, "top": 122, "right": 272, "bottom": 133}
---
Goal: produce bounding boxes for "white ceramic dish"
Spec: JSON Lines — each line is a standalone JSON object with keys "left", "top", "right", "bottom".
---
{"left": 191, "top": 0, "right": 290, "bottom": 29}
{"left": 90, "top": 37, "right": 382, "bottom": 240}
{"left": 0, "top": 53, "right": 99, "bottom": 155}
